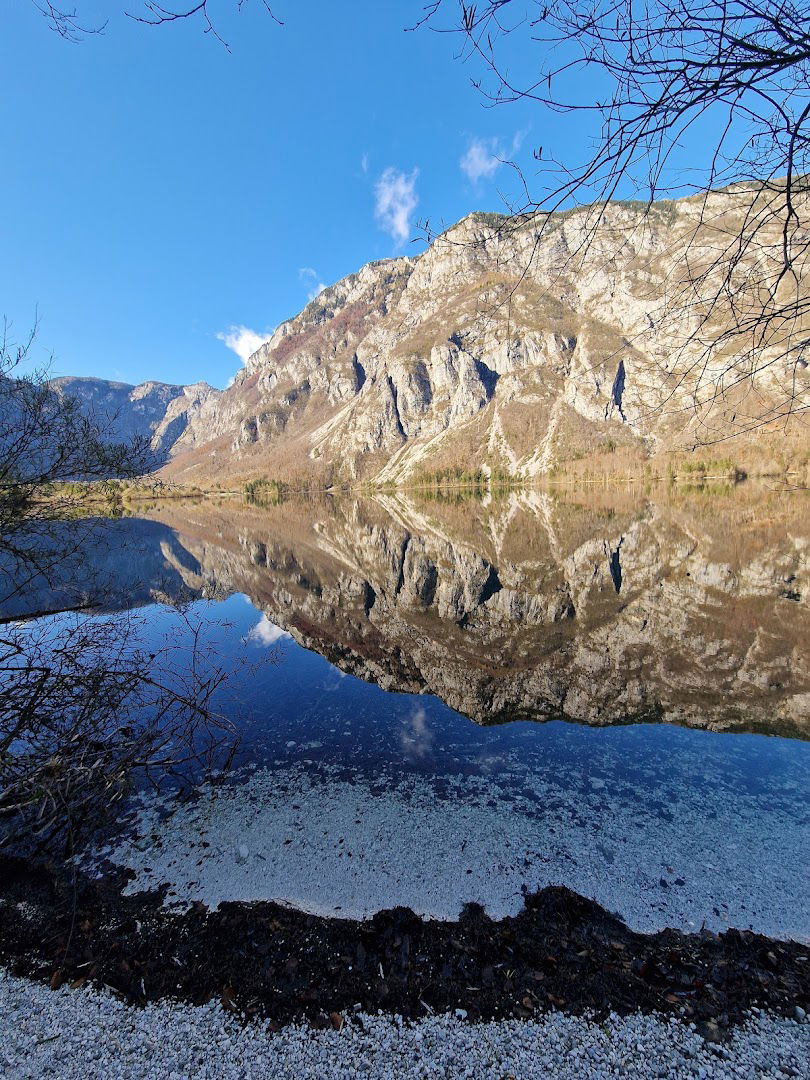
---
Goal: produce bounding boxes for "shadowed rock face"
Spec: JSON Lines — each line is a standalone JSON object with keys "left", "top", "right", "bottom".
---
{"left": 7, "top": 489, "right": 807, "bottom": 735}
{"left": 136, "top": 488, "right": 809, "bottom": 736}
{"left": 47, "top": 377, "right": 218, "bottom": 467}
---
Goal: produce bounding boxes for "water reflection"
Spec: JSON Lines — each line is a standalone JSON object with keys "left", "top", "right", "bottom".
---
{"left": 11, "top": 485, "right": 803, "bottom": 734}
{"left": 7, "top": 486, "right": 806, "bottom": 937}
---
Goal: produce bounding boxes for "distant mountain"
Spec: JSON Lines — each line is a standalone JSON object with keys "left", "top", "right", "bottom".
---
{"left": 47, "top": 376, "right": 218, "bottom": 468}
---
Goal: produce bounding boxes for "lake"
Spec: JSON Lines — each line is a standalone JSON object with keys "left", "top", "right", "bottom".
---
{"left": 4, "top": 485, "right": 809, "bottom": 941}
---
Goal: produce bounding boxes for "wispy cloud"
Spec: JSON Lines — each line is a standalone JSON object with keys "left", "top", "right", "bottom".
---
{"left": 461, "top": 139, "right": 502, "bottom": 184}
{"left": 374, "top": 167, "right": 419, "bottom": 247}
{"left": 299, "top": 266, "right": 327, "bottom": 301}
{"left": 216, "top": 325, "right": 270, "bottom": 365}
{"left": 460, "top": 133, "right": 525, "bottom": 185}
{"left": 360, "top": 152, "right": 369, "bottom": 175}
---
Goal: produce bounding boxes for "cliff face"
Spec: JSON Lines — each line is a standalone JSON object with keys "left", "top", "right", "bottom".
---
{"left": 48, "top": 376, "right": 217, "bottom": 467}
{"left": 159, "top": 189, "right": 808, "bottom": 486}
{"left": 42, "top": 189, "right": 807, "bottom": 486}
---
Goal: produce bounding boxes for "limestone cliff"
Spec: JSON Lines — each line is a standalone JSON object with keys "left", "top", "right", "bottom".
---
{"left": 45, "top": 188, "right": 809, "bottom": 486}
{"left": 160, "top": 188, "right": 809, "bottom": 486}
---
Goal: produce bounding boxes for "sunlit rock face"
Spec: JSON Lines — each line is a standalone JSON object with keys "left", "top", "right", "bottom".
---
{"left": 41, "top": 192, "right": 808, "bottom": 486}
{"left": 156, "top": 189, "right": 808, "bottom": 486}
{"left": 137, "top": 489, "right": 810, "bottom": 736}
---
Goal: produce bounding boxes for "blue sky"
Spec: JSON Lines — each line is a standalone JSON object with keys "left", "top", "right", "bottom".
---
{"left": 1, "top": 2, "right": 654, "bottom": 388}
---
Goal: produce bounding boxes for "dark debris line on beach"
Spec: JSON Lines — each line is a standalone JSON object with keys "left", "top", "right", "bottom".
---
{"left": 0, "top": 856, "right": 806, "bottom": 1034}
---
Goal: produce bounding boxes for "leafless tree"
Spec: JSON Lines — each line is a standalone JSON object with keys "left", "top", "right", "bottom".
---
{"left": 0, "top": 320, "right": 158, "bottom": 610}
{"left": 31, "top": 0, "right": 281, "bottom": 46}
{"left": 0, "top": 606, "right": 234, "bottom": 854}
{"left": 0, "top": 320, "right": 153, "bottom": 517}
{"left": 418, "top": 1, "right": 810, "bottom": 441}
{"left": 0, "top": 326, "right": 237, "bottom": 853}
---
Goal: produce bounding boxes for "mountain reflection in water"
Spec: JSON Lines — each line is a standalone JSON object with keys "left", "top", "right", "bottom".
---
{"left": 6, "top": 485, "right": 809, "bottom": 735}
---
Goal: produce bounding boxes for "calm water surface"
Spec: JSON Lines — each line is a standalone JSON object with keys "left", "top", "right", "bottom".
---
{"left": 6, "top": 487, "right": 810, "bottom": 936}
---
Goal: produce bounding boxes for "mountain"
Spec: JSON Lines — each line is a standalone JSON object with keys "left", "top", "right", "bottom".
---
{"left": 48, "top": 376, "right": 216, "bottom": 468}
{"left": 158, "top": 188, "right": 808, "bottom": 487}
{"left": 47, "top": 188, "right": 808, "bottom": 487}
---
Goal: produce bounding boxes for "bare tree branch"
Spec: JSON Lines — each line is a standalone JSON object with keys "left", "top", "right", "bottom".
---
{"left": 0, "top": 325, "right": 245, "bottom": 853}
{"left": 32, "top": 1, "right": 106, "bottom": 40}
{"left": 419, "top": 1, "right": 810, "bottom": 443}
{"left": 29, "top": 0, "right": 282, "bottom": 47}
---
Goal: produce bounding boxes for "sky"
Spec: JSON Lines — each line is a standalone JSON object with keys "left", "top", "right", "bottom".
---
{"left": 0, "top": 2, "right": 674, "bottom": 389}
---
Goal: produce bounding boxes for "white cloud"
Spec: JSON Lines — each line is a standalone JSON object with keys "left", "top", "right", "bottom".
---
{"left": 460, "top": 132, "right": 525, "bottom": 185}
{"left": 461, "top": 139, "right": 503, "bottom": 184}
{"left": 360, "top": 153, "right": 369, "bottom": 175}
{"left": 244, "top": 615, "right": 290, "bottom": 648}
{"left": 299, "top": 266, "right": 327, "bottom": 301}
{"left": 399, "top": 706, "right": 434, "bottom": 764}
{"left": 216, "top": 325, "right": 270, "bottom": 366}
{"left": 374, "top": 167, "right": 419, "bottom": 247}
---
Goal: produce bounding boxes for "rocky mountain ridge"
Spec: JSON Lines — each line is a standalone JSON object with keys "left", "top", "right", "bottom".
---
{"left": 52, "top": 188, "right": 809, "bottom": 486}
{"left": 48, "top": 376, "right": 216, "bottom": 467}
{"left": 163, "top": 188, "right": 809, "bottom": 485}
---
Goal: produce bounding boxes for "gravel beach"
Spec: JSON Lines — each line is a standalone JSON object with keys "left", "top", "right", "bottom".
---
{"left": 1, "top": 969, "right": 807, "bottom": 1080}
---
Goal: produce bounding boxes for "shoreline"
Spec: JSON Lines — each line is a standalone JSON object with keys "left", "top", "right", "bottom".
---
{"left": 97, "top": 753, "right": 810, "bottom": 942}
{"left": 1, "top": 968, "right": 807, "bottom": 1080}
{"left": 1, "top": 855, "right": 807, "bottom": 1032}
{"left": 2, "top": 968, "right": 807, "bottom": 1080}
{"left": 35, "top": 469, "right": 809, "bottom": 507}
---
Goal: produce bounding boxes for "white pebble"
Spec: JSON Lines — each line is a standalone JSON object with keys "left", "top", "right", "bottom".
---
{"left": 1, "top": 968, "right": 808, "bottom": 1080}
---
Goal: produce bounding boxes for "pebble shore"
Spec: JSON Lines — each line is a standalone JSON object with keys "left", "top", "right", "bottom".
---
{"left": 2, "top": 969, "right": 807, "bottom": 1080}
